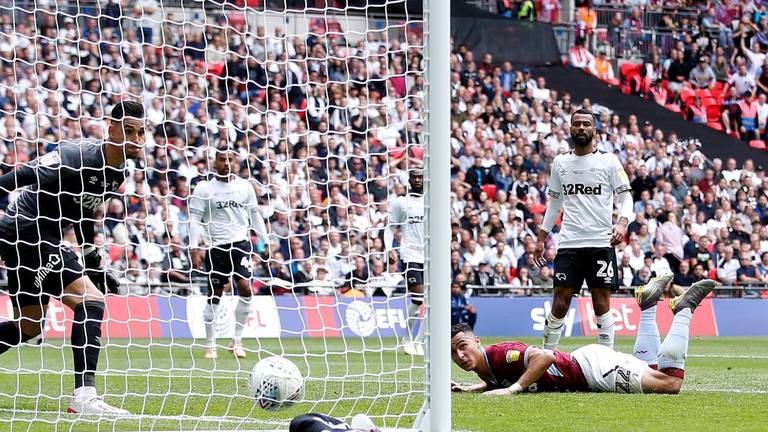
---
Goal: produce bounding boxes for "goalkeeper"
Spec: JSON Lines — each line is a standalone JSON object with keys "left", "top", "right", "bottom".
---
{"left": 0, "top": 100, "right": 145, "bottom": 415}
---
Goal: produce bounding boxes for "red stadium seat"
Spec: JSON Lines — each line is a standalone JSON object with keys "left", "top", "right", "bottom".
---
{"left": 695, "top": 89, "right": 712, "bottom": 99}
{"left": 620, "top": 63, "right": 643, "bottom": 81}
{"left": 481, "top": 184, "right": 497, "bottom": 200}
{"left": 749, "top": 140, "right": 766, "bottom": 150}
{"left": 410, "top": 145, "right": 424, "bottom": 160}
{"left": 665, "top": 103, "right": 682, "bottom": 113}
{"left": 712, "top": 81, "right": 724, "bottom": 91}
{"left": 706, "top": 104, "right": 722, "bottom": 120}
{"left": 707, "top": 121, "right": 724, "bottom": 131}
{"left": 729, "top": 130, "right": 741, "bottom": 140}
{"left": 700, "top": 97, "right": 717, "bottom": 107}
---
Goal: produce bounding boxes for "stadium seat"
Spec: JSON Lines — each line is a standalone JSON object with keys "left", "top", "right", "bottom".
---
{"left": 389, "top": 147, "right": 406, "bottom": 160}
{"left": 620, "top": 63, "right": 643, "bottom": 81}
{"left": 706, "top": 104, "right": 722, "bottom": 120}
{"left": 410, "top": 145, "right": 424, "bottom": 160}
{"left": 700, "top": 97, "right": 717, "bottom": 108}
{"left": 695, "top": 89, "right": 712, "bottom": 99}
{"left": 679, "top": 88, "right": 695, "bottom": 104}
{"left": 729, "top": 130, "right": 741, "bottom": 140}
{"left": 481, "top": 184, "right": 497, "bottom": 200}
{"left": 665, "top": 103, "right": 682, "bottom": 113}
{"left": 707, "top": 121, "right": 724, "bottom": 131}
{"left": 681, "top": 94, "right": 696, "bottom": 107}
{"left": 749, "top": 140, "right": 766, "bottom": 150}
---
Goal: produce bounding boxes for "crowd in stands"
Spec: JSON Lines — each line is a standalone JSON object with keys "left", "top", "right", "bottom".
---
{"left": 562, "top": 0, "right": 768, "bottom": 145}
{"left": 0, "top": 4, "right": 765, "bottom": 302}
{"left": 450, "top": 41, "right": 768, "bottom": 299}
{"left": 0, "top": 7, "right": 426, "bottom": 297}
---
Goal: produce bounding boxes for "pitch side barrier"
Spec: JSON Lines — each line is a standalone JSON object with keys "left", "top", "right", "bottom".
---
{"left": 0, "top": 289, "right": 766, "bottom": 338}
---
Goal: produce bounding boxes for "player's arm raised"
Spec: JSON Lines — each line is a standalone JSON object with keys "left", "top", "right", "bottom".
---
{"left": 535, "top": 159, "right": 563, "bottom": 268}
{"left": 485, "top": 347, "right": 556, "bottom": 396}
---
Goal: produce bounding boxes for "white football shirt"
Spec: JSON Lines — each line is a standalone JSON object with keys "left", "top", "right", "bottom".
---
{"left": 388, "top": 194, "right": 424, "bottom": 263}
{"left": 547, "top": 149, "right": 631, "bottom": 249}
{"left": 189, "top": 177, "right": 259, "bottom": 247}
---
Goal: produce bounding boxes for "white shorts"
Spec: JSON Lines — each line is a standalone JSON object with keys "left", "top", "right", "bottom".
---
{"left": 571, "top": 344, "right": 650, "bottom": 394}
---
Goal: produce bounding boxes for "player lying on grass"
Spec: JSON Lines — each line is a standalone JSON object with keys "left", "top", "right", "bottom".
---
{"left": 451, "top": 274, "right": 715, "bottom": 395}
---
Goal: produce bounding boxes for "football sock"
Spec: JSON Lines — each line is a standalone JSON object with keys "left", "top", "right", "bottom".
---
{"left": 203, "top": 301, "right": 220, "bottom": 347}
{"left": 234, "top": 296, "right": 251, "bottom": 343}
{"left": 406, "top": 294, "right": 423, "bottom": 341}
{"left": 0, "top": 321, "right": 35, "bottom": 355}
{"left": 543, "top": 313, "right": 564, "bottom": 350}
{"left": 596, "top": 311, "right": 615, "bottom": 349}
{"left": 71, "top": 301, "right": 104, "bottom": 389}
{"left": 658, "top": 307, "right": 692, "bottom": 373}
{"left": 414, "top": 310, "right": 426, "bottom": 344}
{"left": 633, "top": 305, "right": 661, "bottom": 366}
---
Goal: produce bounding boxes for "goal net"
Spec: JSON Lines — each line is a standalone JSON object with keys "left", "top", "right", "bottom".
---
{"left": 0, "top": 0, "right": 430, "bottom": 430}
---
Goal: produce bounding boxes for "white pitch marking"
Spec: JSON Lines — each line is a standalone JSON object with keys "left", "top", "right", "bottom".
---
{"left": 688, "top": 354, "right": 768, "bottom": 359}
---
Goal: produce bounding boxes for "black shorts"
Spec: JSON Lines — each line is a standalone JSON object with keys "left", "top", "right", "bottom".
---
{"left": 405, "top": 262, "right": 424, "bottom": 290}
{"left": 553, "top": 247, "right": 618, "bottom": 291}
{"left": 204, "top": 240, "right": 253, "bottom": 290}
{"left": 0, "top": 238, "right": 84, "bottom": 308}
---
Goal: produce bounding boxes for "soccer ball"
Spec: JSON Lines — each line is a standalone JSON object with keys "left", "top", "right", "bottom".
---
{"left": 248, "top": 356, "right": 304, "bottom": 411}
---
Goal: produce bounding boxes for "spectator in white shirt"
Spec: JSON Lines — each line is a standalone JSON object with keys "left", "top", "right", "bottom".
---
{"left": 724, "top": 63, "right": 756, "bottom": 97}
{"left": 463, "top": 239, "right": 486, "bottom": 269}
{"left": 716, "top": 245, "right": 740, "bottom": 285}
{"left": 568, "top": 38, "right": 594, "bottom": 70}
{"left": 650, "top": 244, "right": 672, "bottom": 276}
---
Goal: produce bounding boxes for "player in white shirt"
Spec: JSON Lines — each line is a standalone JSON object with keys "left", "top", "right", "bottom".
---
{"left": 189, "top": 148, "right": 269, "bottom": 359}
{"left": 534, "top": 109, "right": 634, "bottom": 350}
{"left": 386, "top": 169, "right": 425, "bottom": 355}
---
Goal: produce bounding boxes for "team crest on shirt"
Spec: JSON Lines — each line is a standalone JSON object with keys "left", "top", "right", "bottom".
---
{"left": 505, "top": 350, "right": 520, "bottom": 363}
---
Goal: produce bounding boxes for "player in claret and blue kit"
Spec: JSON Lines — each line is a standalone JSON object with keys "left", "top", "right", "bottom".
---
{"left": 451, "top": 275, "right": 715, "bottom": 396}
{"left": 0, "top": 100, "right": 145, "bottom": 415}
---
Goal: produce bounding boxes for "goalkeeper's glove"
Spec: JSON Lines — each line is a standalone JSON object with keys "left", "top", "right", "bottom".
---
{"left": 83, "top": 247, "right": 121, "bottom": 294}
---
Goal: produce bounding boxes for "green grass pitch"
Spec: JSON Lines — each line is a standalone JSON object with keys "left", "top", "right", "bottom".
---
{"left": 0, "top": 337, "right": 765, "bottom": 431}
{"left": 0, "top": 337, "right": 424, "bottom": 431}
{"left": 453, "top": 337, "right": 768, "bottom": 432}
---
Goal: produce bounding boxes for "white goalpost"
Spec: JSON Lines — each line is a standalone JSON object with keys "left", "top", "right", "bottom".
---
{"left": 0, "top": 0, "right": 447, "bottom": 430}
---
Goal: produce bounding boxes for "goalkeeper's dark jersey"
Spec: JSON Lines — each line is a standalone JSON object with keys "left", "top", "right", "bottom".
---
{"left": 0, "top": 140, "right": 126, "bottom": 242}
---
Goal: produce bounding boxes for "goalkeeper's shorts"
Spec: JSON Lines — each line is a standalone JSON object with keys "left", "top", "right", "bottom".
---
{"left": 0, "top": 238, "right": 83, "bottom": 308}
